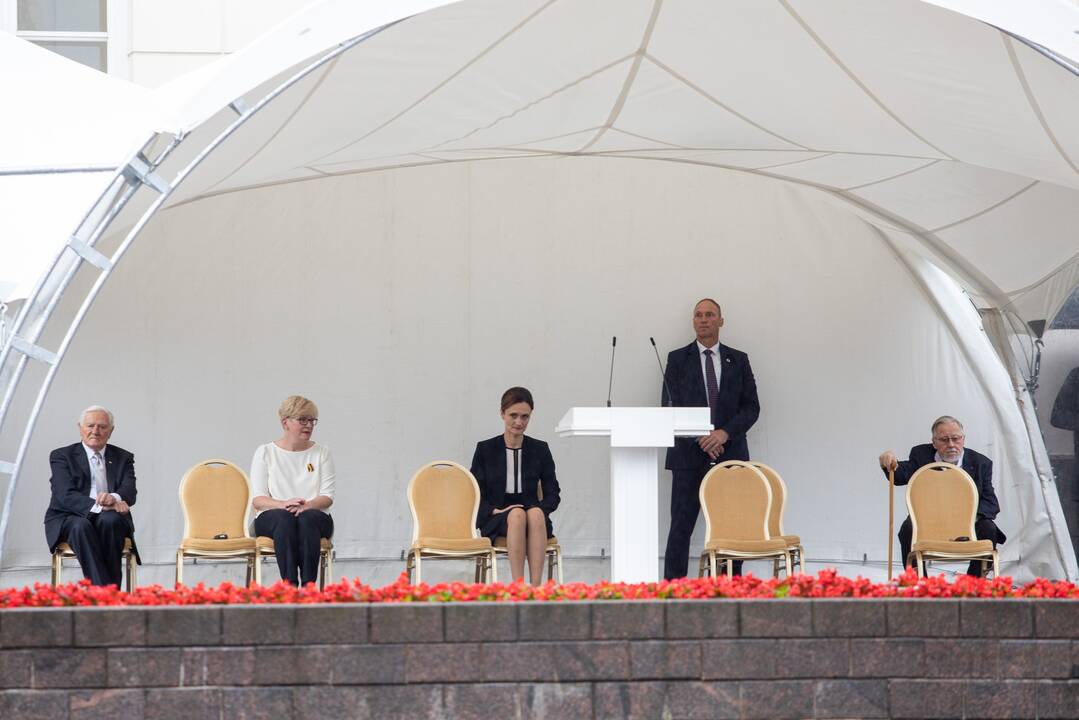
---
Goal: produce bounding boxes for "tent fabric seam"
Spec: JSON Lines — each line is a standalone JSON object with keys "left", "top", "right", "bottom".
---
{"left": 1002, "top": 35, "right": 1079, "bottom": 176}
{"left": 928, "top": 179, "right": 1039, "bottom": 233}
{"left": 843, "top": 159, "right": 942, "bottom": 191}
{"left": 575, "top": 0, "right": 664, "bottom": 153}
{"left": 309, "top": 0, "right": 560, "bottom": 167}
{"left": 778, "top": 0, "right": 954, "bottom": 161}
{"left": 207, "top": 57, "right": 343, "bottom": 194}
{"left": 430, "top": 53, "right": 635, "bottom": 151}
{"left": 642, "top": 52, "right": 810, "bottom": 151}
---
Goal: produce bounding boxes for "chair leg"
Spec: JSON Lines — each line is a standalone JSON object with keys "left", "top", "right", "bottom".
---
{"left": 126, "top": 553, "right": 136, "bottom": 592}
{"left": 245, "top": 557, "right": 253, "bottom": 587}
{"left": 414, "top": 553, "right": 422, "bottom": 584}
{"left": 254, "top": 551, "right": 263, "bottom": 586}
{"left": 489, "top": 550, "right": 497, "bottom": 583}
{"left": 176, "top": 551, "right": 184, "bottom": 586}
{"left": 784, "top": 552, "right": 792, "bottom": 578}
{"left": 405, "top": 552, "right": 414, "bottom": 584}
{"left": 710, "top": 551, "right": 718, "bottom": 578}
{"left": 916, "top": 553, "right": 925, "bottom": 578}
{"left": 474, "top": 557, "right": 483, "bottom": 583}
{"left": 317, "top": 549, "right": 332, "bottom": 591}
{"left": 556, "top": 548, "right": 564, "bottom": 584}
{"left": 991, "top": 551, "right": 999, "bottom": 578}
{"left": 51, "top": 552, "right": 61, "bottom": 587}
{"left": 325, "top": 550, "right": 333, "bottom": 589}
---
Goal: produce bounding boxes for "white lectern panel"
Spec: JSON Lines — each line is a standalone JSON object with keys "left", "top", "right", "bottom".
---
{"left": 556, "top": 406, "right": 710, "bottom": 582}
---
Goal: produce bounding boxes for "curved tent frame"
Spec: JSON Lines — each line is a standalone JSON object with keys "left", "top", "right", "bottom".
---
{"left": 1, "top": 0, "right": 1078, "bottom": 579}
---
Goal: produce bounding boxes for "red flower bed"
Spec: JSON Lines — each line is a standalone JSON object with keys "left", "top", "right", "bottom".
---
{"left": 0, "top": 568, "right": 1075, "bottom": 608}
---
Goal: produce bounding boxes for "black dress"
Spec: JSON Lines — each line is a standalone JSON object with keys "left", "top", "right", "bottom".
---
{"left": 469, "top": 434, "right": 560, "bottom": 539}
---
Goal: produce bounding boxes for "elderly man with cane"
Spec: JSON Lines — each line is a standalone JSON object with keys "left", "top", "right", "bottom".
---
{"left": 878, "top": 415, "right": 1005, "bottom": 577}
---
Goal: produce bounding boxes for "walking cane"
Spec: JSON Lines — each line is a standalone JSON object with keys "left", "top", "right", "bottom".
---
{"left": 887, "top": 465, "right": 895, "bottom": 581}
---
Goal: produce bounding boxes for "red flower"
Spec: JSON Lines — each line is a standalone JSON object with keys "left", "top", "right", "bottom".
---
{"left": 1, "top": 569, "right": 1075, "bottom": 607}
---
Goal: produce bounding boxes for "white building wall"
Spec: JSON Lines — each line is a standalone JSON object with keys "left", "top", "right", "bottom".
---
{"left": 126, "top": 0, "right": 314, "bottom": 86}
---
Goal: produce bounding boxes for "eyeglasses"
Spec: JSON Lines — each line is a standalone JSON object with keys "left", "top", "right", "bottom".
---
{"left": 291, "top": 417, "right": 318, "bottom": 426}
{"left": 934, "top": 435, "right": 964, "bottom": 444}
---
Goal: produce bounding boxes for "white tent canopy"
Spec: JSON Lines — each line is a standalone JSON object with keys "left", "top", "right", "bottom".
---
{"left": 0, "top": 33, "right": 159, "bottom": 302}
{"left": 2, "top": 0, "right": 1078, "bottom": 582}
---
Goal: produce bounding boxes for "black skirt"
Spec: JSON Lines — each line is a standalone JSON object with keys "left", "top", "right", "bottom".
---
{"left": 479, "top": 492, "right": 554, "bottom": 539}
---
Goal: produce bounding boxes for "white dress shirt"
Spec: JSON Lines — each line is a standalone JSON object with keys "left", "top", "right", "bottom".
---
{"left": 505, "top": 446, "right": 522, "bottom": 494}
{"left": 82, "top": 442, "right": 121, "bottom": 513}
{"left": 249, "top": 442, "right": 337, "bottom": 516}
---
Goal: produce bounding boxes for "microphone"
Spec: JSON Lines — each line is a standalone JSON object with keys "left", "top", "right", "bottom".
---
{"left": 650, "top": 337, "right": 673, "bottom": 407}
{"left": 606, "top": 336, "right": 617, "bottom": 407}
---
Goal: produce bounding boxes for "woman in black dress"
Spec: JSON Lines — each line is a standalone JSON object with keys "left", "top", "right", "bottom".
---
{"left": 470, "top": 386, "right": 560, "bottom": 584}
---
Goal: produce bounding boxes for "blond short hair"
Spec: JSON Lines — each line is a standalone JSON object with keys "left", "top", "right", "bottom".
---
{"left": 278, "top": 395, "right": 318, "bottom": 421}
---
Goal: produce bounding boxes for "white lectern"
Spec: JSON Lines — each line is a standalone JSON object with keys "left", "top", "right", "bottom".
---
{"left": 555, "top": 407, "right": 711, "bottom": 583}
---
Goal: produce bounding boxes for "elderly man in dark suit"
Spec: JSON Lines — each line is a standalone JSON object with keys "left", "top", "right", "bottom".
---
{"left": 879, "top": 415, "right": 1005, "bottom": 576}
{"left": 44, "top": 406, "right": 139, "bottom": 587}
{"left": 662, "top": 298, "right": 760, "bottom": 579}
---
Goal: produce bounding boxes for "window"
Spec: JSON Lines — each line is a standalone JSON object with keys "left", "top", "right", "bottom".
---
{"left": 12, "top": 0, "right": 109, "bottom": 72}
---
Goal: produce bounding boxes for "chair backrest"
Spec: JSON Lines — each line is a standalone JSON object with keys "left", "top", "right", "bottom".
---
{"left": 750, "top": 461, "right": 787, "bottom": 537}
{"left": 178, "top": 459, "right": 253, "bottom": 540}
{"left": 905, "top": 462, "right": 978, "bottom": 543}
{"left": 407, "top": 461, "right": 481, "bottom": 542}
{"left": 699, "top": 461, "right": 773, "bottom": 542}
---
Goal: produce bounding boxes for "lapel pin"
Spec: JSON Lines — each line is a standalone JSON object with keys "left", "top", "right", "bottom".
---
{"left": 307, "top": 463, "right": 314, "bottom": 472}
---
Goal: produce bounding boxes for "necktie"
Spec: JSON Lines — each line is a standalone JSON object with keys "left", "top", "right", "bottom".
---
{"left": 91, "top": 452, "right": 105, "bottom": 497}
{"left": 704, "top": 349, "right": 720, "bottom": 413}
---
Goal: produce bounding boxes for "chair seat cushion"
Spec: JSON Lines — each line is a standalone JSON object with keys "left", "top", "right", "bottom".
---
{"left": 412, "top": 537, "right": 492, "bottom": 552}
{"left": 256, "top": 536, "right": 333, "bottom": 552}
{"left": 493, "top": 536, "right": 560, "bottom": 549}
{"left": 780, "top": 534, "right": 801, "bottom": 546}
{"left": 57, "top": 538, "right": 132, "bottom": 556}
{"left": 705, "top": 537, "right": 789, "bottom": 553}
{"left": 180, "top": 537, "right": 256, "bottom": 552}
{"left": 913, "top": 539, "right": 994, "bottom": 554}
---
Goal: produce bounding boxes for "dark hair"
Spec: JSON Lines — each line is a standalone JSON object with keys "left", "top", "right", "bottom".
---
{"left": 695, "top": 297, "right": 722, "bottom": 315}
{"left": 501, "top": 386, "right": 534, "bottom": 412}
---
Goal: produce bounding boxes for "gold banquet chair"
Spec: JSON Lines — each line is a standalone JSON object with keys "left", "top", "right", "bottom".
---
{"left": 487, "top": 478, "right": 564, "bottom": 584}
{"left": 750, "top": 462, "right": 807, "bottom": 575}
{"left": 52, "top": 538, "right": 136, "bottom": 592}
{"left": 405, "top": 461, "right": 496, "bottom": 584}
{"left": 698, "top": 461, "right": 794, "bottom": 578}
{"left": 175, "top": 459, "right": 258, "bottom": 586}
{"left": 253, "top": 536, "right": 334, "bottom": 590}
{"left": 906, "top": 462, "right": 998, "bottom": 578}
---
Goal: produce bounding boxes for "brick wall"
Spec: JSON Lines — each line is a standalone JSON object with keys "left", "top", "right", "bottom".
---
{"left": 0, "top": 599, "right": 1076, "bottom": 719}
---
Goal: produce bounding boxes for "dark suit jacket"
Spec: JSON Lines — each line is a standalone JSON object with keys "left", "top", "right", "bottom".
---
{"left": 44, "top": 442, "right": 139, "bottom": 560}
{"left": 470, "top": 435, "right": 560, "bottom": 531}
{"left": 663, "top": 341, "right": 760, "bottom": 469}
{"left": 1051, "top": 367, "right": 1079, "bottom": 432}
{"left": 1051, "top": 367, "right": 1079, "bottom": 461}
{"left": 888, "top": 443, "right": 1000, "bottom": 520}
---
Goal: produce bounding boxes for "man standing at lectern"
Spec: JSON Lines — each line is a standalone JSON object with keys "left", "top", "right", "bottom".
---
{"left": 662, "top": 298, "right": 760, "bottom": 579}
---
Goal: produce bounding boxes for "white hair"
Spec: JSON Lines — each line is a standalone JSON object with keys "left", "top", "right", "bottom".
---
{"left": 931, "top": 415, "right": 963, "bottom": 435}
{"left": 79, "top": 405, "right": 114, "bottom": 427}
